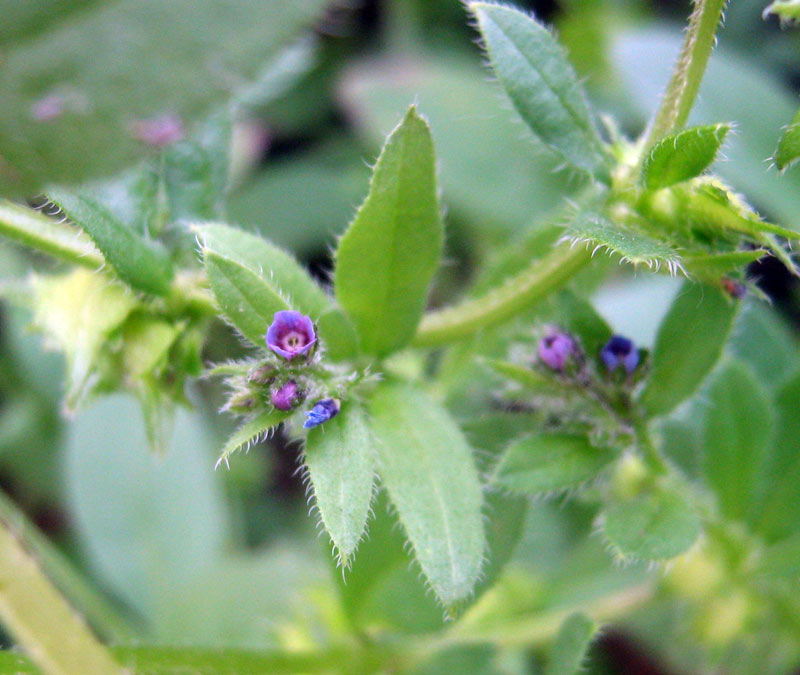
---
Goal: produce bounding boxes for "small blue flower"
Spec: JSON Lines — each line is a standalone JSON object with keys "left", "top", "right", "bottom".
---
{"left": 601, "top": 335, "right": 639, "bottom": 374}
{"left": 538, "top": 329, "right": 577, "bottom": 372}
{"left": 303, "top": 398, "right": 340, "bottom": 428}
{"left": 266, "top": 311, "right": 316, "bottom": 360}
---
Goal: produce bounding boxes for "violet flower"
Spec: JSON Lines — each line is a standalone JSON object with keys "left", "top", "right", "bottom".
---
{"left": 303, "top": 399, "right": 340, "bottom": 428}
{"left": 601, "top": 335, "right": 639, "bottom": 374}
{"left": 271, "top": 380, "right": 301, "bottom": 411}
{"left": 538, "top": 330, "right": 577, "bottom": 372}
{"left": 266, "top": 311, "right": 316, "bottom": 360}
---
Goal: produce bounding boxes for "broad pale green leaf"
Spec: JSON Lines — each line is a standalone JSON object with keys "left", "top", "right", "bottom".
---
{"left": 703, "top": 360, "right": 774, "bottom": 522}
{"left": 369, "top": 381, "right": 485, "bottom": 609}
{"left": 546, "top": 613, "right": 596, "bottom": 675}
{"left": 304, "top": 405, "right": 375, "bottom": 566}
{"left": 47, "top": 189, "right": 174, "bottom": 296}
{"left": 0, "top": 0, "right": 328, "bottom": 196}
{"left": 89, "top": 165, "right": 160, "bottom": 237}
{"left": 469, "top": 3, "right": 610, "bottom": 181}
{"left": 565, "top": 211, "right": 683, "bottom": 273}
{"left": 642, "top": 124, "right": 729, "bottom": 190}
{"left": 196, "top": 223, "right": 330, "bottom": 318}
{"left": 604, "top": 487, "right": 700, "bottom": 561}
{"left": 0, "top": 199, "right": 104, "bottom": 268}
{"left": 205, "top": 252, "right": 288, "bottom": 346}
{"left": 316, "top": 307, "right": 360, "bottom": 362}
{"left": 493, "top": 434, "right": 614, "bottom": 495}
{"left": 334, "top": 106, "right": 443, "bottom": 357}
{"left": 216, "top": 409, "right": 289, "bottom": 469}
{"left": 32, "top": 269, "right": 138, "bottom": 410}
{"left": 640, "top": 282, "right": 737, "bottom": 418}
{"left": 756, "top": 535, "right": 800, "bottom": 580}
{"left": 774, "top": 106, "right": 800, "bottom": 171}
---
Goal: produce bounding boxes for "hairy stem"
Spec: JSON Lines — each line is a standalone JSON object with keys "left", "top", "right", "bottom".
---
{"left": 0, "top": 518, "right": 125, "bottom": 674}
{"left": 644, "top": 0, "right": 728, "bottom": 149}
{"left": 412, "top": 242, "right": 592, "bottom": 348}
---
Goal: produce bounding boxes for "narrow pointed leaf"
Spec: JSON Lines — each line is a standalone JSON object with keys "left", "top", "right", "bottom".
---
{"left": 205, "top": 252, "right": 288, "bottom": 346}
{"left": 369, "top": 381, "right": 485, "bottom": 608}
{"left": 642, "top": 123, "right": 729, "bottom": 190}
{"left": 775, "top": 106, "right": 800, "bottom": 170}
{"left": 305, "top": 405, "right": 375, "bottom": 565}
{"left": 47, "top": 188, "right": 174, "bottom": 295}
{"left": 546, "top": 613, "right": 596, "bottom": 675}
{"left": 334, "top": 106, "right": 443, "bottom": 357}
{"left": 493, "top": 434, "right": 614, "bottom": 495}
{"left": 216, "top": 410, "right": 289, "bottom": 469}
{"left": 703, "top": 360, "right": 774, "bottom": 522}
{"left": 469, "top": 2, "right": 609, "bottom": 181}
{"left": 604, "top": 487, "right": 700, "bottom": 561}
{"left": 196, "top": 223, "right": 330, "bottom": 318}
{"left": 640, "top": 282, "right": 738, "bottom": 418}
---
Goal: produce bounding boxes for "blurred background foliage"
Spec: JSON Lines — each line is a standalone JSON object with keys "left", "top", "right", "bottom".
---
{"left": 2, "top": 0, "right": 800, "bottom": 672}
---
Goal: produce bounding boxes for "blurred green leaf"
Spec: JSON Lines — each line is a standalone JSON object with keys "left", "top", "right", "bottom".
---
{"left": 47, "top": 189, "right": 174, "bottom": 296}
{"left": 640, "top": 282, "right": 737, "bottom": 418}
{"left": 493, "top": 434, "right": 614, "bottom": 496}
{"left": 89, "top": 165, "right": 160, "bottom": 237}
{"left": 764, "top": 0, "right": 800, "bottom": 23}
{"left": 703, "top": 360, "right": 774, "bottom": 523}
{"left": 335, "top": 107, "right": 443, "bottom": 357}
{"left": 545, "top": 612, "right": 596, "bottom": 675}
{"left": 304, "top": 404, "right": 375, "bottom": 566}
{"left": 369, "top": 381, "right": 485, "bottom": 610}
{"left": 774, "top": 106, "right": 800, "bottom": 171}
{"left": 64, "top": 395, "right": 226, "bottom": 619}
{"left": 0, "top": 0, "right": 328, "bottom": 196}
{"left": 642, "top": 124, "right": 729, "bottom": 190}
{"left": 316, "top": 307, "right": 360, "bottom": 362}
{"left": 603, "top": 487, "right": 700, "bottom": 561}
{"left": 469, "top": 2, "right": 610, "bottom": 181}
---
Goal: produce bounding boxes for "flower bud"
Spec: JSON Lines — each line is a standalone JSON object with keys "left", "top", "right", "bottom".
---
{"left": 600, "top": 335, "right": 639, "bottom": 374}
{"left": 271, "top": 380, "right": 302, "bottom": 411}
{"left": 538, "top": 329, "right": 577, "bottom": 372}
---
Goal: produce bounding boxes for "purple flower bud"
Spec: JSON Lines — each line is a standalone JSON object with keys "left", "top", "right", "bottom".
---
{"left": 266, "top": 311, "right": 316, "bottom": 360}
{"left": 601, "top": 335, "right": 639, "bottom": 374}
{"left": 30, "top": 94, "right": 64, "bottom": 121}
{"left": 131, "top": 113, "right": 184, "bottom": 148}
{"left": 538, "top": 330, "right": 577, "bottom": 372}
{"left": 303, "top": 398, "right": 340, "bottom": 428}
{"left": 271, "top": 380, "right": 301, "bottom": 411}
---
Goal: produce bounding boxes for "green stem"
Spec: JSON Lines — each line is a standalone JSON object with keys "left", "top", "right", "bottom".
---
{"left": 633, "top": 416, "right": 669, "bottom": 476}
{"left": 643, "top": 0, "right": 728, "bottom": 149}
{"left": 0, "top": 200, "right": 104, "bottom": 270}
{"left": 0, "top": 518, "right": 125, "bottom": 674}
{"left": 412, "top": 242, "right": 592, "bottom": 348}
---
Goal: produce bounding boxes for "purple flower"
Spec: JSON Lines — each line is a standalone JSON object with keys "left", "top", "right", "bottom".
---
{"left": 131, "top": 113, "right": 184, "bottom": 148}
{"left": 271, "top": 380, "right": 302, "bottom": 411}
{"left": 30, "top": 95, "right": 64, "bottom": 121}
{"left": 601, "top": 335, "right": 639, "bottom": 374}
{"left": 538, "top": 330, "right": 577, "bottom": 372}
{"left": 266, "top": 311, "right": 316, "bottom": 360}
{"left": 303, "top": 398, "right": 340, "bottom": 428}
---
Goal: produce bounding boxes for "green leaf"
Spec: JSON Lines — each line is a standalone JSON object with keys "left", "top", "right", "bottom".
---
{"left": 89, "top": 165, "right": 160, "bottom": 237}
{"left": 764, "top": 0, "right": 800, "bottom": 24}
{"left": 756, "top": 534, "right": 800, "bottom": 580}
{"left": 369, "top": 381, "right": 485, "bottom": 609}
{"left": 47, "top": 188, "right": 174, "bottom": 296}
{"left": 469, "top": 2, "right": 610, "bottom": 181}
{"left": 565, "top": 211, "right": 683, "bottom": 273}
{"left": 774, "top": 106, "right": 800, "bottom": 171}
{"left": 316, "top": 307, "right": 360, "bottom": 362}
{"left": 334, "top": 106, "right": 443, "bottom": 357}
{"left": 492, "top": 434, "right": 614, "bottom": 496}
{"left": 0, "top": 199, "right": 104, "bottom": 268}
{"left": 196, "top": 223, "right": 330, "bottom": 318}
{"left": 603, "top": 487, "right": 700, "bottom": 561}
{"left": 545, "top": 613, "right": 596, "bottom": 675}
{"left": 682, "top": 250, "right": 766, "bottom": 284}
{"left": 640, "top": 282, "right": 737, "bottom": 417}
{"left": 642, "top": 123, "right": 729, "bottom": 190}
{"left": 0, "top": 0, "right": 328, "bottom": 196}
{"left": 216, "top": 409, "right": 289, "bottom": 469}
{"left": 205, "top": 252, "right": 288, "bottom": 346}
{"left": 304, "top": 405, "right": 375, "bottom": 566}
{"left": 32, "top": 269, "right": 138, "bottom": 410}
{"left": 703, "top": 360, "right": 774, "bottom": 523}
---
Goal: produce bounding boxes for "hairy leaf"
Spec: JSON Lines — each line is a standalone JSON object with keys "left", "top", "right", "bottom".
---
{"left": 640, "top": 282, "right": 737, "bottom": 417}
{"left": 774, "top": 106, "right": 800, "bottom": 171}
{"left": 216, "top": 410, "right": 289, "bottom": 470}
{"left": 369, "top": 381, "right": 485, "bottom": 609}
{"left": 334, "top": 106, "right": 443, "bottom": 357}
{"left": 469, "top": 2, "right": 610, "bottom": 180}
{"left": 546, "top": 613, "right": 596, "bottom": 675}
{"left": 47, "top": 189, "right": 174, "bottom": 296}
{"left": 304, "top": 405, "right": 375, "bottom": 566}
{"left": 703, "top": 360, "right": 774, "bottom": 523}
{"left": 604, "top": 487, "right": 700, "bottom": 561}
{"left": 642, "top": 123, "right": 729, "bottom": 190}
{"left": 493, "top": 434, "right": 614, "bottom": 495}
